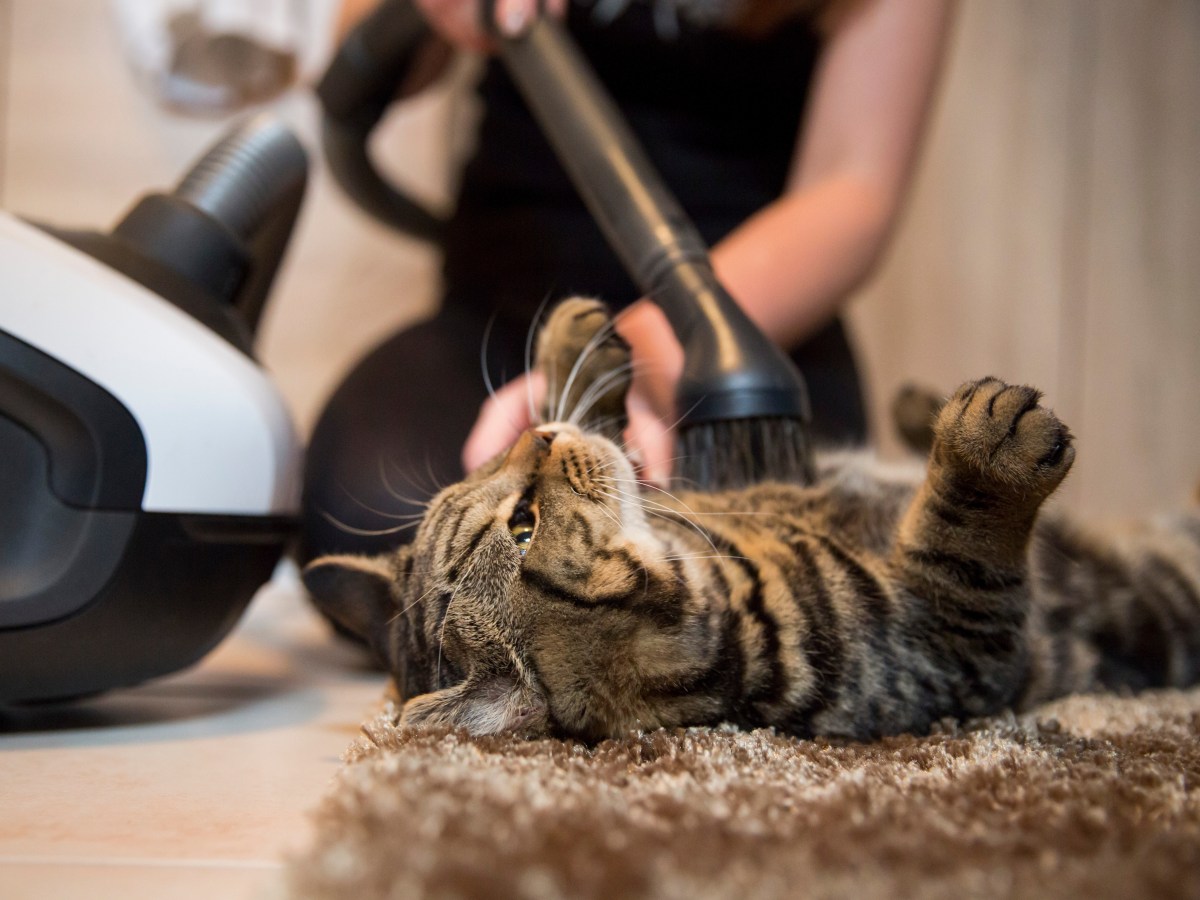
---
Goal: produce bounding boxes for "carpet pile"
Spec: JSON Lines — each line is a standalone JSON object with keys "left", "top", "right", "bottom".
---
{"left": 283, "top": 688, "right": 1200, "bottom": 899}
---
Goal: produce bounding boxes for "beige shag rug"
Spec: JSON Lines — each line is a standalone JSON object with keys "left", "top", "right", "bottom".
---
{"left": 283, "top": 688, "right": 1200, "bottom": 899}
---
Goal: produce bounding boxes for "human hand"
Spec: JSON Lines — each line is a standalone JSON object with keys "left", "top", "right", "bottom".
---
{"left": 461, "top": 301, "right": 683, "bottom": 485}
{"left": 413, "top": 0, "right": 567, "bottom": 52}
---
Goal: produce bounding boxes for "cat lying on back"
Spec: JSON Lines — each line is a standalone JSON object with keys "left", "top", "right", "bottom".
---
{"left": 305, "top": 298, "right": 1200, "bottom": 741}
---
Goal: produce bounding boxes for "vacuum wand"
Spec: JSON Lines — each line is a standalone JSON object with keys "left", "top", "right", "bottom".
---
{"left": 496, "top": 17, "right": 815, "bottom": 488}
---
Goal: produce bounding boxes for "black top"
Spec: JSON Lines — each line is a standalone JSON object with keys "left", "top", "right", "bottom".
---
{"left": 441, "top": 0, "right": 823, "bottom": 322}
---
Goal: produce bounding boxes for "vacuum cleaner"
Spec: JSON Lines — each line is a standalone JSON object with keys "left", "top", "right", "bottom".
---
{"left": 0, "top": 115, "right": 307, "bottom": 704}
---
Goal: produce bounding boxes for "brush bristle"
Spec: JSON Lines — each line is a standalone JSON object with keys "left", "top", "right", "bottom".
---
{"left": 673, "top": 417, "right": 815, "bottom": 492}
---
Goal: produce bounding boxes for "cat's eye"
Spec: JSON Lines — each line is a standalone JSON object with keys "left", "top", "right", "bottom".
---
{"left": 508, "top": 500, "right": 537, "bottom": 557}
{"left": 511, "top": 523, "right": 535, "bottom": 555}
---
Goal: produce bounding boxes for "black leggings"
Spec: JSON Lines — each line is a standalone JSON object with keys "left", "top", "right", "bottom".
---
{"left": 300, "top": 304, "right": 866, "bottom": 560}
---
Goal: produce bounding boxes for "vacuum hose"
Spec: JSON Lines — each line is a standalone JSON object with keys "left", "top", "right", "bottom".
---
{"left": 316, "top": 0, "right": 445, "bottom": 241}
{"left": 175, "top": 115, "right": 307, "bottom": 248}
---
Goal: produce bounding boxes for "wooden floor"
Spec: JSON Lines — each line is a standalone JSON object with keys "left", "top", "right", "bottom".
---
{"left": 0, "top": 571, "right": 388, "bottom": 900}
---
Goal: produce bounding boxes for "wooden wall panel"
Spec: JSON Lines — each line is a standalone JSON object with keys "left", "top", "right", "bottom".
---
{"left": 850, "top": 0, "right": 1199, "bottom": 518}
{"left": 850, "top": 0, "right": 1087, "bottom": 440}
{"left": 1070, "top": 0, "right": 1200, "bottom": 517}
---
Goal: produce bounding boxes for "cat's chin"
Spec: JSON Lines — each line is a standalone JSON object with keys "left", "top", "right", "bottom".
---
{"left": 398, "top": 673, "right": 550, "bottom": 738}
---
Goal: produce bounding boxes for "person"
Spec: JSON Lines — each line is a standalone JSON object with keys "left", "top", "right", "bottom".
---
{"left": 301, "top": 0, "right": 954, "bottom": 559}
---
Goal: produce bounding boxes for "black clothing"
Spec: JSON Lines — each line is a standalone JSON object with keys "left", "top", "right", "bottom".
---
{"left": 442, "top": 2, "right": 822, "bottom": 320}
{"left": 302, "top": 2, "right": 865, "bottom": 559}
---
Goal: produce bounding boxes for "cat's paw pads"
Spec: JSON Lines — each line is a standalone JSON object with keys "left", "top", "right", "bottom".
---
{"left": 934, "top": 377, "right": 1075, "bottom": 492}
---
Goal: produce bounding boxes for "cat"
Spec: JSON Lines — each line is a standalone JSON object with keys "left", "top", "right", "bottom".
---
{"left": 304, "top": 297, "right": 1200, "bottom": 742}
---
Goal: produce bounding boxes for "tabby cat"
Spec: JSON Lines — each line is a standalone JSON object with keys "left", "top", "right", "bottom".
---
{"left": 305, "top": 298, "right": 1200, "bottom": 741}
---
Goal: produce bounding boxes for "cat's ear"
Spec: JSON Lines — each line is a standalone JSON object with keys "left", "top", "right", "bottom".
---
{"left": 399, "top": 673, "right": 547, "bottom": 736}
{"left": 302, "top": 550, "right": 404, "bottom": 644}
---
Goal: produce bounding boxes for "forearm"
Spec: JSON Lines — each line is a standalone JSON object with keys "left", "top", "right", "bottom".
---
{"left": 709, "top": 171, "right": 894, "bottom": 349}
{"left": 629, "top": 0, "right": 952, "bottom": 357}
{"left": 614, "top": 170, "right": 893, "bottom": 422}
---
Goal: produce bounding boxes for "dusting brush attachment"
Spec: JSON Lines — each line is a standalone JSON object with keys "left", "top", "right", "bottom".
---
{"left": 677, "top": 416, "right": 814, "bottom": 492}
{"left": 653, "top": 262, "right": 816, "bottom": 492}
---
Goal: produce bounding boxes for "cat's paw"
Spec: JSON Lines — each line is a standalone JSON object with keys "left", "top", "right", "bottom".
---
{"left": 535, "top": 297, "right": 630, "bottom": 432}
{"left": 933, "top": 377, "right": 1075, "bottom": 495}
{"left": 537, "top": 297, "right": 623, "bottom": 368}
{"left": 892, "top": 383, "right": 944, "bottom": 455}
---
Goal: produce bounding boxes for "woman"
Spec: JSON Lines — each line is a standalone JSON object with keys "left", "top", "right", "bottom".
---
{"left": 302, "top": 0, "right": 954, "bottom": 558}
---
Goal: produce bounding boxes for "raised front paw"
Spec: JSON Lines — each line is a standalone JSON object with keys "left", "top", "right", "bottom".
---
{"left": 535, "top": 297, "right": 631, "bottom": 432}
{"left": 932, "top": 377, "right": 1075, "bottom": 495}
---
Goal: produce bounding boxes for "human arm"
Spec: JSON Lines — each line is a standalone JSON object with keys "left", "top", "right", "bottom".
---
{"left": 702, "top": 0, "right": 954, "bottom": 346}
{"left": 462, "top": 0, "right": 954, "bottom": 477}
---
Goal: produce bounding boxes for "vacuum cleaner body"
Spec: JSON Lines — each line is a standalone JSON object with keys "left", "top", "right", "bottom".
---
{"left": 0, "top": 118, "right": 306, "bottom": 703}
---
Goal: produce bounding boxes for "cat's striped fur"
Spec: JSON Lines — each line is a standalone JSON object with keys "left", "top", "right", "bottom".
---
{"left": 305, "top": 298, "right": 1200, "bottom": 741}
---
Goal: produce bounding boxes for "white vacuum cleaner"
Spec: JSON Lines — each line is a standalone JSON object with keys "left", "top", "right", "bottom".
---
{"left": 0, "top": 116, "right": 306, "bottom": 703}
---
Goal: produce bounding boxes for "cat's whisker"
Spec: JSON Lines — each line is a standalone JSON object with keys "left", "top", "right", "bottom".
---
{"left": 603, "top": 477, "right": 785, "bottom": 518}
{"left": 567, "top": 362, "right": 636, "bottom": 430}
{"left": 337, "top": 480, "right": 428, "bottom": 522}
{"left": 555, "top": 317, "right": 622, "bottom": 424}
{"left": 592, "top": 482, "right": 712, "bottom": 548}
{"left": 374, "top": 458, "right": 436, "bottom": 513}
{"left": 585, "top": 451, "right": 623, "bottom": 479}
{"left": 422, "top": 454, "right": 454, "bottom": 496}
{"left": 478, "top": 311, "right": 500, "bottom": 405}
{"left": 566, "top": 355, "right": 646, "bottom": 426}
{"left": 525, "top": 292, "right": 561, "bottom": 427}
{"left": 388, "top": 579, "right": 443, "bottom": 625}
{"left": 597, "top": 489, "right": 693, "bottom": 532}
{"left": 587, "top": 486, "right": 627, "bottom": 531}
{"left": 378, "top": 452, "right": 442, "bottom": 504}
{"left": 595, "top": 478, "right": 687, "bottom": 516}
{"left": 578, "top": 413, "right": 627, "bottom": 443}
{"left": 318, "top": 509, "right": 422, "bottom": 537}
{"left": 607, "top": 394, "right": 711, "bottom": 489}
{"left": 524, "top": 293, "right": 556, "bottom": 425}
{"left": 595, "top": 481, "right": 723, "bottom": 560}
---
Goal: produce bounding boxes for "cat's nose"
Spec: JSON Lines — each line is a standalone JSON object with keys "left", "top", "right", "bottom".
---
{"left": 533, "top": 423, "right": 582, "bottom": 442}
{"left": 506, "top": 428, "right": 555, "bottom": 467}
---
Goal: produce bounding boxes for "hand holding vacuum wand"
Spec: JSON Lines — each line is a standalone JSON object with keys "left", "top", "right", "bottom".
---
{"left": 488, "top": 11, "right": 816, "bottom": 489}
{"left": 318, "top": 0, "right": 817, "bottom": 489}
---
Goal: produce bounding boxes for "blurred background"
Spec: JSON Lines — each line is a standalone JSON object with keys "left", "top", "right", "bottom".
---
{"left": 2, "top": 0, "right": 1196, "bottom": 520}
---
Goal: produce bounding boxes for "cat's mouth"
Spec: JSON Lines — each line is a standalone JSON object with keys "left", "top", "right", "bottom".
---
{"left": 538, "top": 423, "right": 635, "bottom": 493}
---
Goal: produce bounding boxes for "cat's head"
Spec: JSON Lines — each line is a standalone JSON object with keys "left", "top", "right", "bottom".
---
{"left": 303, "top": 299, "right": 713, "bottom": 740}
